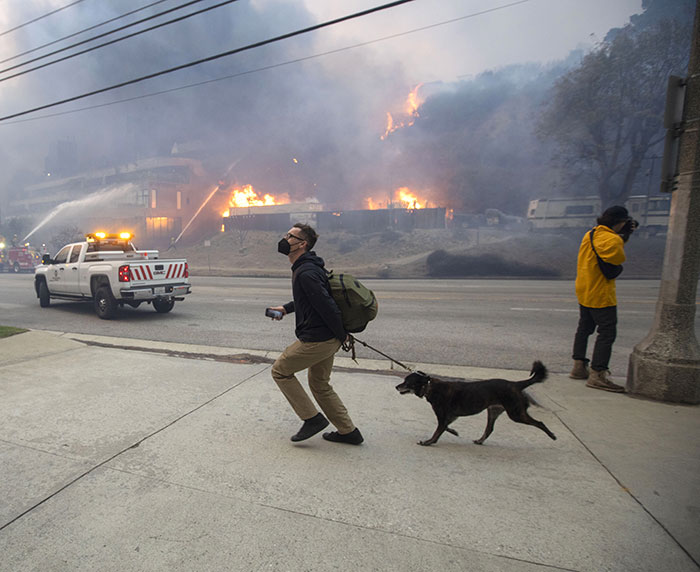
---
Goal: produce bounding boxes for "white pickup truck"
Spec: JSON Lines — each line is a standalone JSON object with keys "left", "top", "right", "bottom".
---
{"left": 34, "top": 232, "right": 191, "bottom": 319}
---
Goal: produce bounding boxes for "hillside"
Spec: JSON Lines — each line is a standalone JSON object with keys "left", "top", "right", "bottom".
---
{"left": 172, "top": 228, "right": 666, "bottom": 280}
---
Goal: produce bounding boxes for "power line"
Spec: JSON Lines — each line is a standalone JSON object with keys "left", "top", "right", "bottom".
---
{"left": 0, "top": 0, "right": 171, "bottom": 65}
{"left": 0, "top": 0, "right": 88, "bottom": 37}
{"left": 0, "top": 0, "right": 212, "bottom": 78}
{"left": 0, "top": 0, "right": 418, "bottom": 122}
{"left": 0, "top": 0, "right": 531, "bottom": 125}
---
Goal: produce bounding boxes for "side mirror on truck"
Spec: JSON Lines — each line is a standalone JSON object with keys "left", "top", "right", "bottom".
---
{"left": 41, "top": 254, "right": 53, "bottom": 265}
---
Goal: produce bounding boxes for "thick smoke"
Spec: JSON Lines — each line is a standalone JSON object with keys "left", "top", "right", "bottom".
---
{"left": 383, "top": 62, "right": 572, "bottom": 215}
{"left": 0, "top": 1, "right": 412, "bottom": 213}
{"left": 2, "top": 0, "right": 671, "bottom": 226}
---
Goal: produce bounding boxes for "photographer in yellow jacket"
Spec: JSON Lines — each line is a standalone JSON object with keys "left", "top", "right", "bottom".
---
{"left": 569, "top": 205, "right": 638, "bottom": 392}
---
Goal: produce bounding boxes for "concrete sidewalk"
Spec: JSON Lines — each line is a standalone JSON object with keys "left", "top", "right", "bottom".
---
{"left": 0, "top": 330, "right": 698, "bottom": 572}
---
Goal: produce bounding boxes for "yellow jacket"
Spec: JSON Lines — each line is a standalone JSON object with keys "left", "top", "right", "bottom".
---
{"left": 575, "top": 225, "right": 626, "bottom": 308}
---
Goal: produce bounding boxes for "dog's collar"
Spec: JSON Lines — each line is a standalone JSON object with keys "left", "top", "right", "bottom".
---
{"left": 416, "top": 371, "right": 433, "bottom": 398}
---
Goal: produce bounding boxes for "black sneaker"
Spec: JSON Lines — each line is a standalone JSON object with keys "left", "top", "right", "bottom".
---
{"left": 290, "top": 413, "right": 329, "bottom": 442}
{"left": 322, "top": 428, "right": 364, "bottom": 445}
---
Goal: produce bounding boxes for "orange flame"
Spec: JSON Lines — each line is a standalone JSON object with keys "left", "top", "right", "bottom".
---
{"left": 222, "top": 184, "right": 290, "bottom": 216}
{"left": 381, "top": 84, "right": 424, "bottom": 140}
{"left": 404, "top": 83, "right": 423, "bottom": 115}
{"left": 366, "top": 197, "right": 382, "bottom": 210}
{"left": 397, "top": 187, "right": 424, "bottom": 209}
{"left": 364, "top": 187, "right": 428, "bottom": 210}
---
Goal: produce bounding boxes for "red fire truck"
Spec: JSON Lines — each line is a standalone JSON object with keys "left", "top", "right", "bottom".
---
{"left": 1, "top": 244, "right": 42, "bottom": 273}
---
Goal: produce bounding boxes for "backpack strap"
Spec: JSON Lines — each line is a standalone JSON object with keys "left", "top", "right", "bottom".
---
{"left": 589, "top": 228, "right": 598, "bottom": 256}
{"left": 339, "top": 273, "right": 352, "bottom": 307}
{"left": 589, "top": 228, "right": 605, "bottom": 265}
{"left": 327, "top": 269, "right": 350, "bottom": 305}
{"left": 589, "top": 228, "right": 609, "bottom": 262}
{"left": 589, "top": 227, "right": 623, "bottom": 279}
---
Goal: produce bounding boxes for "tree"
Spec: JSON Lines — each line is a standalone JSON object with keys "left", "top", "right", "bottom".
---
{"left": 538, "top": 18, "right": 691, "bottom": 207}
{"left": 0, "top": 216, "right": 33, "bottom": 244}
{"left": 50, "top": 226, "right": 84, "bottom": 252}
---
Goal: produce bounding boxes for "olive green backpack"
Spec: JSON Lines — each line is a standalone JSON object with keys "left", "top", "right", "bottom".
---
{"left": 326, "top": 270, "right": 378, "bottom": 333}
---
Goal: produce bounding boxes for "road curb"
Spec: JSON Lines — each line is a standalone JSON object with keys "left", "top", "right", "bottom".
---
{"left": 42, "top": 330, "right": 537, "bottom": 381}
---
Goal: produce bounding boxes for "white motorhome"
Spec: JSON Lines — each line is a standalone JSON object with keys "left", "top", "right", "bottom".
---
{"left": 526, "top": 196, "right": 601, "bottom": 230}
{"left": 527, "top": 195, "right": 670, "bottom": 234}
{"left": 625, "top": 195, "right": 671, "bottom": 235}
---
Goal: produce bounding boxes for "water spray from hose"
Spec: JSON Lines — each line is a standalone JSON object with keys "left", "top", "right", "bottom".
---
{"left": 22, "top": 184, "right": 138, "bottom": 242}
{"left": 172, "top": 160, "right": 239, "bottom": 246}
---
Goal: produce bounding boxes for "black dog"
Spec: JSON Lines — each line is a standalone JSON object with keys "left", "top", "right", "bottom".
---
{"left": 395, "top": 361, "right": 556, "bottom": 446}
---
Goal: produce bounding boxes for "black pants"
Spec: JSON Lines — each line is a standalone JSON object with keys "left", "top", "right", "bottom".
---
{"left": 572, "top": 305, "right": 617, "bottom": 372}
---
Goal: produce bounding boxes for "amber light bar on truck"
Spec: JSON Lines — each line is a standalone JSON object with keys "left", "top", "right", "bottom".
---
{"left": 86, "top": 231, "right": 132, "bottom": 242}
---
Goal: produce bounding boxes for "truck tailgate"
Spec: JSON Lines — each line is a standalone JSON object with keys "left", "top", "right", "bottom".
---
{"left": 129, "top": 261, "right": 187, "bottom": 283}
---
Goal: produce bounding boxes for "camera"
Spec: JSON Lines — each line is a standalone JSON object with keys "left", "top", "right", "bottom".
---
{"left": 620, "top": 218, "right": 639, "bottom": 241}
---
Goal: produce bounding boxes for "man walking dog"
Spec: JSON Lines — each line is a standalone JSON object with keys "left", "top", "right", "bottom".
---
{"left": 268, "top": 223, "right": 363, "bottom": 445}
{"left": 569, "top": 205, "right": 637, "bottom": 392}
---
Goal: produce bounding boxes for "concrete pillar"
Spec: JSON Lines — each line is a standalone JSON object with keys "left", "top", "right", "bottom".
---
{"left": 626, "top": 3, "right": 700, "bottom": 404}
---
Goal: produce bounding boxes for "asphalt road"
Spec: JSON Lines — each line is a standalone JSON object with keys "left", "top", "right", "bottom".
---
{"left": 1, "top": 273, "right": 696, "bottom": 375}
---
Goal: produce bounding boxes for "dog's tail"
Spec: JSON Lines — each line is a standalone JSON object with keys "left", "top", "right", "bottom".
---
{"left": 515, "top": 360, "right": 548, "bottom": 389}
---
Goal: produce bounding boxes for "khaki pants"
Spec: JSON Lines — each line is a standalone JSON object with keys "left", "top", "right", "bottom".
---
{"left": 271, "top": 338, "right": 355, "bottom": 434}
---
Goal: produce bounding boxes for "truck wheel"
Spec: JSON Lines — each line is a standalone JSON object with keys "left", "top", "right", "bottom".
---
{"left": 153, "top": 298, "right": 175, "bottom": 313}
{"left": 94, "top": 286, "right": 118, "bottom": 319}
{"left": 39, "top": 281, "right": 50, "bottom": 307}
{"left": 13, "top": 262, "right": 20, "bottom": 273}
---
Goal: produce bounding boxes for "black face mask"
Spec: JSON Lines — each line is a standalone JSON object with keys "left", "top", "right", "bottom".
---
{"left": 279, "top": 233, "right": 306, "bottom": 256}
{"left": 277, "top": 238, "right": 291, "bottom": 255}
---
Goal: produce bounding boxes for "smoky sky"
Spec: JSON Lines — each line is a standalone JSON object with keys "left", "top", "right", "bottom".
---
{"left": 0, "top": 0, "right": 645, "bottom": 213}
{"left": 0, "top": 0, "right": 416, "bottom": 207}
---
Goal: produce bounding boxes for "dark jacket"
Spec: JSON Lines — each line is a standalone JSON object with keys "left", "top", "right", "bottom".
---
{"left": 283, "top": 251, "right": 346, "bottom": 342}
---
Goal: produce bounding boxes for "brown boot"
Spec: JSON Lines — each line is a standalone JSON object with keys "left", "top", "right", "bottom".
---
{"left": 569, "top": 360, "right": 589, "bottom": 379}
{"left": 586, "top": 369, "right": 625, "bottom": 393}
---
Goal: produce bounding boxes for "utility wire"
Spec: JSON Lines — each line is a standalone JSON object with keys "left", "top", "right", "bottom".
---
{"left": 0, "top": 0, "right": 171, "bottom": 65}
{"left": 0, "top": 0, "right": 88, "bottom": 38}
{"left": 0, "top": 0, "right": 211, "bottom": 78}
{"left": 0, "top": 0, "right": 530, "bottom": 125}
{"left": 0, "top": 0, "right": 418, "bottom": 122}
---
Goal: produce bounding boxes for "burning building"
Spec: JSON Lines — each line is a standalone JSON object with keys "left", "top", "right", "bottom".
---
{"left": 222, "top": 185, "right": 446, "bottom": 233}
{"left": 7, "top": 157, "right": 210, "bottom": 247}
{"left": 3, "top": 79, "right": 454, "bottom": 248}
{"left": 7, "top": 156, "right": 448, "bottom": 249}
